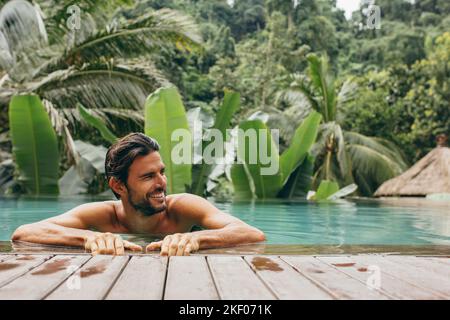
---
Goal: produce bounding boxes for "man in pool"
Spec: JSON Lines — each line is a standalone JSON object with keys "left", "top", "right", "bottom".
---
{"left": 11, "top": 133, "right": 265, "bottom": 256}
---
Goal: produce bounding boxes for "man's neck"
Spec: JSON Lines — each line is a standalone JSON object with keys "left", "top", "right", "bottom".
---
{"left": 118, "top": 199, "right": 165, "bottom": 234}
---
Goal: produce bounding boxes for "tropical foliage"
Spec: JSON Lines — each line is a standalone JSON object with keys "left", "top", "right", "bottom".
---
{"left": 279, "top": 54, "right": 408, "bottom": 195}
{"left": 0, "top": 0, "right": 201, "bottom": 160}
{"left": 1, "top": 0, "right": 448, "bottom": 199}
{"left": 9, "top": 95, "right": 59, "bottom": 194}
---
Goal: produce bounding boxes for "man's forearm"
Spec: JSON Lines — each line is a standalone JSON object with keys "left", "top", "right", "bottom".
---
{"left": 192, "top": 224, "right": 266, "bottom": 249}
{"left": 11, "top": 222, "right": 98, "bottom": 248}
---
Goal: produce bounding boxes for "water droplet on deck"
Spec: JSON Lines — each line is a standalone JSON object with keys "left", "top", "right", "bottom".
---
{"left": 332, "top": 263, "right": 355, "bottom": 267}
{"left": 251, "top": 257, "right": 283, "bottom": 272}
{"left": 80, "top": 263, "right": 107, "bottom": 278}
{"left": 0, "top": 263, "right": 19, "bottom": 271}
{"left": 358, "top": 267, "right": 368, "bottom": 272}
{"left": 31, "top": 258, "right": 70, "bottom": 275}
{"left": 17, "top": 256, "right": 35, "bottom": 261}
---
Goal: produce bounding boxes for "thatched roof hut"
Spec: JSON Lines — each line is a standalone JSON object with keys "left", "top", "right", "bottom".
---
{"left": 374, "top": 137, "right": 450, "bottom": 197}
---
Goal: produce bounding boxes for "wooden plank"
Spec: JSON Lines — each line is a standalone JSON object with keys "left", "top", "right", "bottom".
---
{"left": 350, "top": 255, "right": 450, "bottom": 299}
{"left": 46, "top": 255, "right": 129, "bottom": 300}
{"left": 0, "top": 255, "right": 91, "bottom": 300}
{"left": 281, "top": 256, "right": 389, "bottom": 300}
{"left": 386, "top": 256, "right": 450, "bottom": 279}
{"left": 0, "top": 255, "right": 52, "bottom": 288}
{"left": 106, "top": 255, "right": 167, "bottom": 300}
{"left": 164, "top": 256, "right": 219, "bottom": 300}
{"left": 244, "top": 256, "right": 333, "bottom": 300}
{"left": 207, "top": 256, "right": 276, "bottom": 300}
{"left": 421, "top": 256, "right": 450, "bottom": 267}
{"left": 317, "top": 256, "right": 441, "bottom": 300}
{"left": 0, "top": 254, "right": 15, "bottom": 263}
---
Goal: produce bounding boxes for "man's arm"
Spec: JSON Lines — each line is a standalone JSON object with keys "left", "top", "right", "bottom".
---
{"left": 11, "top": 202, "right": 142, "bottom": 254}
{"left": 146, "top": 194, "right": 265, "bottom": 256}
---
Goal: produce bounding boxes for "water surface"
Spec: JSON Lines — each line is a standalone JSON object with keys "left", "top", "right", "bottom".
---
{"left": 1, "top": 196, "right": 449, "bottom": 254}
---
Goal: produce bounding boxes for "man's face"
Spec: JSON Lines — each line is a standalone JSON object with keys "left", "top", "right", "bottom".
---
{"left": 124, "top": 151, "right": 167, "bottom": 216}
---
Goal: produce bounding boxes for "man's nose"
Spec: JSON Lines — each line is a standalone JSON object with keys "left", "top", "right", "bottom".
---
{"left": 155, "top": 173, "right": 166, "bottom": 189}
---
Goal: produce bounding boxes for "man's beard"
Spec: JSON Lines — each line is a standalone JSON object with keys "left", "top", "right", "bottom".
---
{"left": 126, "top": 186, "right": 167, "bottom": 217}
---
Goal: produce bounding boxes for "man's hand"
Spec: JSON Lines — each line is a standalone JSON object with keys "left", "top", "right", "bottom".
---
{"left": 146, "top": 233, "right": 200, "bottom": 256}
{"left": 84, "top": 232, "right": 142, "bottom": 255}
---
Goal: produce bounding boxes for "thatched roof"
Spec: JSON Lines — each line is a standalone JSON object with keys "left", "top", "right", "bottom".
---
{"left": 374, "top": 146, "right": 450, "bottom": 197}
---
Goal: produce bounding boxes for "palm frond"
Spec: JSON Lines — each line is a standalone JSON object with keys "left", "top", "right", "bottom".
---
{"left": 346, "top": 143, "right": 403, "bottom": 188}
{"left": 39, "top": 0, "right": 130, "bottom": 44}
{"left": 336, "top": 78, "right": 358, "bottom": 110}
{"left": 279, "top": 73, "right": 320, "bottom": 114}
{"left": 0, "top": 0, "right": 49, "bottom": 79}
{"left": 100, "top": 108, "right": 145, "bottom": 124}
{"left": 42, "top": 99, "right": 80, "bottom": 165}
{"left": 310, "top": 123, "right": 353, "bottom": 184}
{"left": 344, "top": 131, "right": 408, "bottom": 171}
{"left": 271, "top": 82, "right": 313, "bottom": 144}
{"left": 45, "top": 8, "right": 202, "bottom": 72}
{"left": 30, "top": 60, "right": 168, "bottom": 111}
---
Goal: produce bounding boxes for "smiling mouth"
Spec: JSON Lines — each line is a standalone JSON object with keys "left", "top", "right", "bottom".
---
{"left": 149, "top": 192, "right": 165, "bottom": 199}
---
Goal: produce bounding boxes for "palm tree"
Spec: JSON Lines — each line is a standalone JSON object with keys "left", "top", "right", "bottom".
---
{"left": 0, "top": 0, "right": 201, "bottom": 161}
{"left": 275, "top": 54, "right": 408, "bottom": 196}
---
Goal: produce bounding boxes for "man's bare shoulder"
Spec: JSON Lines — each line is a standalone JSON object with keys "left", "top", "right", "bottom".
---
{"left": 165, "top": 193, "right": 220, "bottom": 220}
{"left": 46, "top": 200, "right": 121, "bottom": 231}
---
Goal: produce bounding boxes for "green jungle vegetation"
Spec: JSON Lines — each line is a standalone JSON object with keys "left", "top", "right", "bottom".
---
{"left": 0, "top": 0, "right": 448, "bottom": 200}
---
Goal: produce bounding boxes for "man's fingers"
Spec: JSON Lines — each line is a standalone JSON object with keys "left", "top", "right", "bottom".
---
{"left": 176, "top": 237, "right": 188, "bottom": 256}
{"left": 185, "top": 243, "right": 192, "bottom": 256}
{"left": 145, "top": 241, "right": 162, "bottom": 252}
{"left": 90, "top": 241, "right": 99, "bottom": 255}
{"left": 168, "top": 237, "right": 179, "bottom": 257}
{"left": 96, "top": 238, "right": 106, "bottom": 254}
{"left": 105, "top": 235, "right": 115, "bottom": 254}
{"left": 160, "top": 236, "right": 172, "bottom": 256}
{"left": 123, "top": 240, "right": 143, "bottom": 252}
{"left": 114, "top": 237, "right": 125, "bottom": 255}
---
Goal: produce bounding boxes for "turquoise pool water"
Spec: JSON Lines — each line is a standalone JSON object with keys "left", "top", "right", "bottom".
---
{"left": 1, "top": 196, "right": 449, "bottom": 248}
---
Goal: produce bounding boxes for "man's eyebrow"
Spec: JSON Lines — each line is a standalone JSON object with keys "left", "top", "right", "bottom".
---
{"left": 139, "top": 171, "right": 155, "bottom": 178}
{"left": 138, "top": 166, "right": 165, "bottom": 178}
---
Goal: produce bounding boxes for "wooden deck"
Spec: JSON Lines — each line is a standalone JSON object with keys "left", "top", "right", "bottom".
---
{"left": 0, "top": 253, "right": 449, "bottom": 300}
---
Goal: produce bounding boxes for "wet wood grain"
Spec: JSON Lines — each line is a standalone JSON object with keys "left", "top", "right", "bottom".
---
{"left": 0, "top": 255, "right": 91, "bottom": 300}
{"left": 0, "top": 253, "right": 449, "bottom": 300}
{"left": 0, "top": 255, "right": 53, "bottom": 288}
{"left": 164, "top": 256, "right": 219, "bottom": 300}
{"left": 45, "top": 255, "right": 129, "bottom": 300}
{"left": 106, "top": 255, "right": 167, "bottom": 300}
{"left": 244, "top": 255, "right": 333, "bottom": 299}
{"left": 207, "top": 256, "right": 276, "bottom": 300}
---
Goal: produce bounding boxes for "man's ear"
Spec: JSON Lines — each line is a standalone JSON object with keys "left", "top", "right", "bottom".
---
{"left": 109, "top": 177, "right": 127, "bottom": 197}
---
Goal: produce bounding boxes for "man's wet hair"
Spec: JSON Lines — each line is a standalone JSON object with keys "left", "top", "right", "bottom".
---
{"left": 105, "top": 133, "right": 160, "bottom": 199}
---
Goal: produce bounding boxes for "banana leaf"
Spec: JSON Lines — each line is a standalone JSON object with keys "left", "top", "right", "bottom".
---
{"left": 9, "top": 95, "right": 59, "bottom": 194}
{"left": 232, "top": 120, "right": 283, "bottom": 198}
{"left": 59, "top": 166, "right": 89, "bottom": 195}
{"left": 230, "top": 163, "right": 255, "bottom": 200}
{"left": 278, "top": 153, "right": 315, "bottom": 199}
{"left": 144, "top": 87, "right": 191, "bottom": 194}
{"left": 311, "top": 180, "right": 339, "bottom": 201}
{"left": 192, "top": 91, "right": 240, "bottom": 195}
{"left": 327, "top": 183, "right": 358, "bottom": 200}
{"left": 280, "top": 110, "right": 322, "bottom": 185}
{"left": 77, "top": 104, "right": 118, "bottom": 144}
